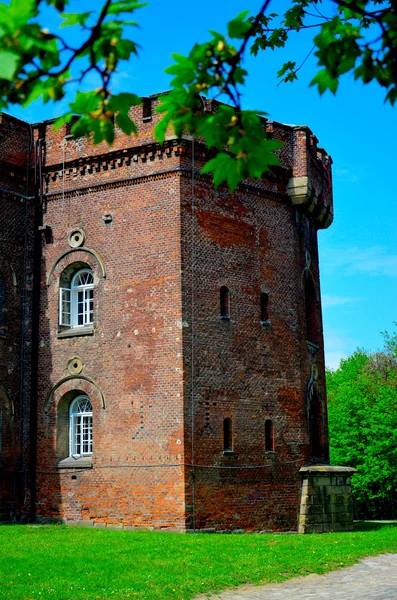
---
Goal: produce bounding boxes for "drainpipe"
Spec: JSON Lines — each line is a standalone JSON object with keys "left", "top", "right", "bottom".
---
{"left": 29, "top": 131, "right": 45, "bottom": 521}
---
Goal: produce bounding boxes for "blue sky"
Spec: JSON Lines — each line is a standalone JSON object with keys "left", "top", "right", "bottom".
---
{"left": 10, "top": 0, "right": 397, "bottom": 368}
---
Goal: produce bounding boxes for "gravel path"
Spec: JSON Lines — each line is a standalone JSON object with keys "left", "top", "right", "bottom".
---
{"left": 195, "top": 554, "right": 397, "bottom": 600}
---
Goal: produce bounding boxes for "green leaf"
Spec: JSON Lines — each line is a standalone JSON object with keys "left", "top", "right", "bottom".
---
{"left": 227, "top": 11, "right": 251, "bottom": 39}
{"left": 233, "top": 66, "right": 248, "bottom": 85}
{"left": 8, "top": 0, "right": 37, "bottom": 27}
{"left": 201, "top": 153, "right": 230, "bottom": 187}
{"left": 45, "top": 0, "right": 68, "bottom": 10}
{"left": 310, "top": 69, "right": 339, "bottom": 95}
{"left": 277, "top": 61, "right": 296, "bottom": 78}
{"left": 109, "top": 92, "right": 141, "bottom": 113}
{"left": 53, "top": 112, "right": 73, "bottom": 132}
{"left": 70, "top": 91, "right": 101, "bottom": 114}
{"left": 116, "top": 112, "right": 138, "bottom": 136}
{"left": 115, "top": 39, "right": 138, "bottom": 59}
{"left": 154, "top": 115, "right": 170, "bottom": 144}
{"left": 0, "top": 51, "right": 19, "bottom": 81}
{"left": 108, "top": 0, "right": 148, "bottom": 14}
{"left": 99, "top": 119, "right": 115, "bottom": 145}
{"left": 60, "top": 12, "right": 92, "bottom": 27}
{"left": 385, "top": 87, "right": 397, "bottom": 106}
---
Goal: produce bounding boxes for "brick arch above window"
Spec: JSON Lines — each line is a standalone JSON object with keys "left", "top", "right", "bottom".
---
{"left": 46, "top": 247, "right": 106, "bottom": 286}
{"left": 44, "top": 374, "right": 106, "bottom": 413}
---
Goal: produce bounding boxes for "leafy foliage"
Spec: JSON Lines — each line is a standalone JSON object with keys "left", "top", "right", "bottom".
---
{"left": 327, "top": 327, "right": 397, "bottom": 519}
{"left": 154, "top": 23, "right": 283, "bottom": 190}
{"left": 0, "top": 1, "right": 395, "bottom": 188}
{"left": 0, "top": 0, "right": 145, "bottom": 144}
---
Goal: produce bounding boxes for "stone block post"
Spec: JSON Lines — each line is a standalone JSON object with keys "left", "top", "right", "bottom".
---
{"left": 299, "top": 466, "right": 356, "bottom": 534}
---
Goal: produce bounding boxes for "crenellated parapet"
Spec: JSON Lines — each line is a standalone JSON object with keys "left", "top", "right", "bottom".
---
{"left": 0, "top": 94, "right": 333, "bottom": 232}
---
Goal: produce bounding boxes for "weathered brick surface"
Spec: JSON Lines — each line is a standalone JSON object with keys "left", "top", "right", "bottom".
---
{"left": 0, "top": 96, "right": 332, "bottom": 530}
{"left": 180, "top": 146, "right": 328, "bottom": 531}
{"left": 0, "top": 115, "right": 35, "bottom": 519}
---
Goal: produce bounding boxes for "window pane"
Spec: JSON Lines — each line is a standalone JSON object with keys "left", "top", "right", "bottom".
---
{"left": 85, "top": 290, "right": 93, "bottom": 324}
{"left": 220, "top": 286, "right": 230, "bottom": 318}
{"left": 70, "top": 397, "right": 92, "bottom": 456}
{"left": 76, "top": 271, "right": 94, "bottom": 287}
{"left": 82, "top": 416, "right": 92, "bottom": 454}
{"left": 73, "top": 417, "right": 81, "bottom": 455}
{"left": 261, "top": 293, "right": 269, "bottom": 322}
{"left": 77, "top": 291, "right": 84, "bottom": 325}
{"left": 70, "top": 270, "right": 94, "bottom": 327}
{"left": 60, "top": 288, "right": 71, "bottom": 326}
{"left": 76, "top": 398, "right": 92, "bottom": 413}
{"left": 223, "top": 418, "right": 232, "bottom": 451}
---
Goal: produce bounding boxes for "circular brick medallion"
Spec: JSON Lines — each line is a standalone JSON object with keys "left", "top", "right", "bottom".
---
{"left": 68, "top": 229, "right": 85, "bottom": 248}
{"left": 67, "top": 356, "right": 83, "bottom": 375}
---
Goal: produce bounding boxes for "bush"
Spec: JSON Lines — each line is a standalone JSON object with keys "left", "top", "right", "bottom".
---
{"left": 327, "top": 328, "right": 397, "bottom": 519}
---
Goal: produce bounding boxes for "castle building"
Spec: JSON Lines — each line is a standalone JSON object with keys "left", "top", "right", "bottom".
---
{"left": 0, "top": 94, "right": 333, "bottom": 531}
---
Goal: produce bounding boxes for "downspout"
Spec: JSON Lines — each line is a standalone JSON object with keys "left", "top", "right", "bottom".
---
{"left": 29, "top": 129, "right": 45, "bottom": 521}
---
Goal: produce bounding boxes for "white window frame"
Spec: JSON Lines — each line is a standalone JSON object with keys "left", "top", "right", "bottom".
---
{"left": 59, "top": 269, "right": 94, "bottom": 328}
{"left": 59, "top": 288, "right": 71, "bottom": 326}
{"left": 69, "top": 395, "right": 93, "bottom": 457}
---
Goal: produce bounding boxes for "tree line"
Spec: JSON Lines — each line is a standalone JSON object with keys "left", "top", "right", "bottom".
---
{"left": 327, "top": 325, "right": 397, "bottom": 519}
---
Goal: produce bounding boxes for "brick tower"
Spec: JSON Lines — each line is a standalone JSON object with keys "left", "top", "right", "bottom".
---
{"left": 0, "top": 94, "right": 333, "bottom": 531}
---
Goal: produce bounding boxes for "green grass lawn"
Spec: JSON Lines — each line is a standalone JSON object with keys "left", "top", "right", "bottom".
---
{"left": 0, "top": 523, "right": 396, "bottom": 600}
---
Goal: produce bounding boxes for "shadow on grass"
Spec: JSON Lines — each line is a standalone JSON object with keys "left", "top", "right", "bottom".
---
{"left": 354, "top": 520, "right": 397, "bottom": 532}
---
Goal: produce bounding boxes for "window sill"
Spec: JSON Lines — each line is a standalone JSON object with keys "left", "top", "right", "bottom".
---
{"left": 223, "top": 450, "right": 235, "bottom": 456}
{"left": 57, "top": 326, "right": 94, "bottom": 339}
{"left": 220, "top": 315, "right": 230, "bottom": 321}
{"left": 260, "top": 320, "right": 270, "bottom": 327}
{"left": 57, "top": 456, "right": 93, "bottom": 469}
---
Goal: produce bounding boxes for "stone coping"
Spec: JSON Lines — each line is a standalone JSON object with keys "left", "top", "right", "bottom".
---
{"left": 300, "top": 465, "right": 356, "bottom": 475}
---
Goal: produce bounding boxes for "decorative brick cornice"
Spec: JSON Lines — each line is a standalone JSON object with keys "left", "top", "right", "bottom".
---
{"left": 45, "top": 166, "right": 289, "bottom": 203}
{"left": 44, "top": 139, "right": 192, "bottom": 184}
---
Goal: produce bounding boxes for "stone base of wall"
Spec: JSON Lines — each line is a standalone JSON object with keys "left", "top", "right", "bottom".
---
{"left": 299, "top": 466, "right": 356, "bottom": 534}
{"left": 35, "top": 515, "right": 186, "bottom": 532}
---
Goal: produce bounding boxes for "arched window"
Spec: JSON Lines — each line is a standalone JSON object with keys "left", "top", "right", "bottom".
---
{"left": 0, "top": 271, "right": 5, "bottom": 335}
{"left": 223, "top": 418, "right": 233, "bottom": 451}
{"left": 69, "top": 396, "right": 93, "bottom": 456}
{"left": 260, "top": 292, "right": 270, "bottom": 323}
{"left": 220, "top": 286, "right": 230, "bottom": 319}
{"left": 60, "top": 268, "right": 94, "bottom": 328}
{"left": 265, "top": 419, "right": 274, "bottom": 452}
{"left": 304, "top": 274, "right": 317, "bottom": 343}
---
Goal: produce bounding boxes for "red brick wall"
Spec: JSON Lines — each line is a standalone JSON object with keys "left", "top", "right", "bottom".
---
{"left": 0, "top": 96, "right": 331, "bottom": 530}
{"left": 179, "top": 143, "right": 328, "bottom": 531}
{"left": 35, "top": 161, "right": 187, "bottom": 527}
